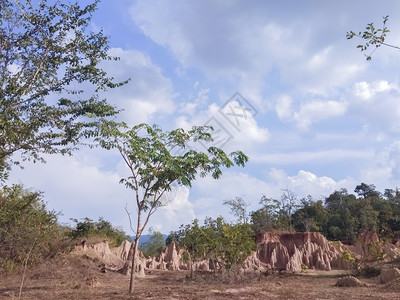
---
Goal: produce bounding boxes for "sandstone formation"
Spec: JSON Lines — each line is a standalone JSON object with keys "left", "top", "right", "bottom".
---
{"left": 72, "top": 231, "right": 400, "bottom": 276}
{"left": 347, "top": 231, "right": 400, "bottom": 262}
{"left": 73, "top": 240, "right": 146, "bottom": 277}
{"left": 255, "top": 232, "right": 347, "bottom": 272}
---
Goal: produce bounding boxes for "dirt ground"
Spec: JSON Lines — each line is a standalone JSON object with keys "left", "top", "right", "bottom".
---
{"left": 1, "top": 254, "right": 400, "bottom": 299}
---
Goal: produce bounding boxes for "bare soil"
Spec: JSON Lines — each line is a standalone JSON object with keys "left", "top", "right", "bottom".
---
{"left": 1, "top": 254, "right": 400, "bottom": 299}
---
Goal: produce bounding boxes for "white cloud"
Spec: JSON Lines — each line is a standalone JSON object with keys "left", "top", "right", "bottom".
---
{"left": 101, "top": 48, "right": 176, "bottom": 125}
{"left": 255, "top": 148, "right": 374, "bottom": 165}
{"left": 349, "top": 80, "right": 400, "bottom": 134}
{"left": 293, "top": 100, "right": 347, "bottom": 131}
{"left": 175, "top": 100, "right": 270, "bottom": 155}
{"left": 154, "top": 186, "right": 195, "bottom": 232}
{"left": 275, "top": 95, "right": 347, "bottom": 131}
{"left": 353, "top": 80, "right": 395, "bottom": 100}
{"left": 266, "top": 168, "right": 356, "bottom": 199}
{"left": 276, "top": 95, "right": 293, "bottom": 121}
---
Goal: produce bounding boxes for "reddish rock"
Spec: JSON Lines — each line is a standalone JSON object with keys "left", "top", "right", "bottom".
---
{"left": 256, "top": 232, "right": 344, "bottom": 272}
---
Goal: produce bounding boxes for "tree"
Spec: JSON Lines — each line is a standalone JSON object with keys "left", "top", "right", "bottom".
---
{"left": 354, "top": 183, "right": 380, "bottom": 199}
{"left": 292, "top": 197, "right": 329, "bottom": 232}
{"left": 68, "top": 217, "right": 131, "bottom": 247}
{"left": 0, "top": 0, "right": 126, "bottom": 180}
{"left": 325, "top": 189, "right": 359, "bottom": 243}
{"left": 180, "top": 217, "right": 256, "bottom": 279}
{"left": 179, "top": 219, "right": 208, "bottom": 278}
{"left": 250, "top": 196, "right": 281, "bottom": 233}
{"left": 139, "top": 230, "right": 166, "bottom": 258}
{"left": 223, "top": 197, "right": 250, "bottom": 224}
{"left": 346, "top": 15, "right": 399, "bottom": 60}
{"left": 206, "top": 217, "right": 255, "bottom": 278}
{"left": 279, "top": 189, "right": 298, "bottom": 232}
{"left": 0, "top": 184, "right": 59, "bottom": 274}
{"left": 95, "top": 122, "right": 248, "bottom": 293}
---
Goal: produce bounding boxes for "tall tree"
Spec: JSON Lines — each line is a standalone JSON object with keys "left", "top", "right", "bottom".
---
{"left": 223, "top": 197, "right": 250, "bottom": 224}
{"left": 280, "top": 189, "right": 298, "bottom": 232}
{"left": 95, "top": 122, "right": 248, "bottom": 293}
{"left": 0, "top": 0, "right": 126, "bottom": 179}
{"left": 250, "top": 196, "right": 281, "bottom": 233}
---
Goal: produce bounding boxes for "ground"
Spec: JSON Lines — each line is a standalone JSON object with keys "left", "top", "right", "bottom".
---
{"left": 1, "top": 254, "right": 400, "bottom": 299}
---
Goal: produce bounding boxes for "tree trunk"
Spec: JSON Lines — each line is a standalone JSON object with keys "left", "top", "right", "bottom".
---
{"left": 128, "top": 239, "right": 139, "bottom": 293}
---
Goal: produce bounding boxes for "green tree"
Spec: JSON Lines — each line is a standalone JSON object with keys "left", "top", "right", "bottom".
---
{"left": 279, "top": 189, "right": 298, "bottom": 232}
{"left": 292, "top": 197, "right": 329, "bottom": 233}
{"left": 325, "top": 189, "right": 359, "bottom": 243}
{"left": 139, "top": 230, "right": 166, "bottom": 258}
{"left": 250, "top": 196, "right": 281, "bottom": 233}
{"left": 207, "top": 217, "right": 255, "bottom": 278}
{"left": 68, "top": 217, "right": 130, "bottom": 247}
{"left": 0, "top": 0, "right": 126, "bottom": 180}
{"left": 95, "top": 122, "right": 248, "bottom": 293}
{"left": 0, "top": 184, "right": 59, "bottom": 274}
{"left": 180, "top": 219, "right": 208, "bottom": 278}
{"left": 165, "top": 229, "right": 184, "bottom": 246}
{"left": 346, "top": 15, "right": 399, "bottom": 60}
{"left": 354, "top": 183, "right": 380, "bottom": 199}
{"left": 180, "top": 217, "right": 256, "bottom": 279}
{"left": 223, "top": 197, "right": 250, "bottom": 224}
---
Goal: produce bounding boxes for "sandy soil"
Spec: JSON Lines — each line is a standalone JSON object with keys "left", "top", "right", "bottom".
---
{"left": 1, "top": 254, "right": 400, "bottom": 299}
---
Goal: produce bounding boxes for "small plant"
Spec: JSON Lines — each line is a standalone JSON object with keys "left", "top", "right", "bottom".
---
{"left": 341, "top": 250, "right": 355, "bottom": 274}
{"left": 301, "top": 263, "right": 308, "bottom": 272}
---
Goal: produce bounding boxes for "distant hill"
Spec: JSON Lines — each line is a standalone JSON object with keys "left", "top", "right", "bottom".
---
{"left": 135, "top": 234, "right": 167, "bottom": 247}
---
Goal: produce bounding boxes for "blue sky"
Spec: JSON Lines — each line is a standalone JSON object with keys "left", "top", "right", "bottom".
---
{"left": 9, "top": 0, "right": 400, "bottom": 234}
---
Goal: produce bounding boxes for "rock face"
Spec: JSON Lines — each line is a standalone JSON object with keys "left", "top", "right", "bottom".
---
{"left": 72, "top": 231, "right": 400, "bottom": 276}
{"left": 146, "top": 242, "right": 189, "bottom": 271}
{"left": 73, "top": 240, "right": 146, "bottom": 277}
{"left": 255, "top": 232, "right": 345, "bottom": 272}
{"left": 347, "top": 231, "right": 400, "bottom": 262}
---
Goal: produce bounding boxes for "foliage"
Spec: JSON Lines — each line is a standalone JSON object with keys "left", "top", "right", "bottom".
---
{"left": 0, "top": 184, "right": 59, "bottom": 274}
{"left": 250, "top": 196, "right": 281, "bottom": 234}
{"left": 179, "top": 217, "right": 256, "bottom": 278}
{"left": 347, "top": 15, "right": 399, "bottom": 60}
{"left": 165, "top": 230, "right": 184, "bottom": 246}
{"left": 223, "top": 197, "right": 250, "bottom": 224}
{"left": 209, "top": 218, "right": 256, "bottom": 275}
{"left": 68, "top": 217, "right": 130, "bottom": 247}
{"left": 139, "top": 230, "right": 166, "bottom": 258}
{"left": 301, "top": 263, "right": 308, "bottom": 271}
{"left": 95, "top": 122, "right": 248, "bottom": 292}
{"left": 342, "top": 249, "right": 355, "bottom": 274}
{"left": 179, "top": 219, "right": 208, "bottom": 277}
{"left": 292, "top": 197, "right": 329, "bottom": 232}
{"left": 249, "top": 182, "right": 400, "bottom": 245}
{"left": 0, "top": 0, "right": 126, "bottom": 180}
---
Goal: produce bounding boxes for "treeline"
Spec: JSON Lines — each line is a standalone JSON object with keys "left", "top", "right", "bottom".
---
{"left": 0, "top": 184, "right": 130, "bottom": 275}
{"left": 249, "top": 183, "right": 400, "bottom": 244}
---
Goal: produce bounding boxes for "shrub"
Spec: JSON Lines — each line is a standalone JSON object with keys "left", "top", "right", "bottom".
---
{"left": 0, "top": 184, "right": 59, "bottom": 274}
{"left": 68, "top": 217, "right": 131, "bottom": 247}
{"left": 358, "top": 265, "right": 381, "bottom": 278}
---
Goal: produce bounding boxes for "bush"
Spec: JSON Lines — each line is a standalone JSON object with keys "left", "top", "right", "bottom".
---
{"left": 0, "top": 184, "right": 59, "bottom": 274}
{"left": 68, "top": 217, "right": 131, "bottom": 247}
{"left": 358, "top": 265, "right": 381, "bottom": 278}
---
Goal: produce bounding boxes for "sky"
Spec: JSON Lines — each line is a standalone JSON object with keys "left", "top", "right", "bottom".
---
{"left": 9, "top": 0, "right": 400, "bottom": 235}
